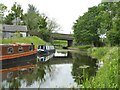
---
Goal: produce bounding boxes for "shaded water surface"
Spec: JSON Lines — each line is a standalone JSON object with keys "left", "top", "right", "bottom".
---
{"left": 2, "top": 50, "right": 98, "bottom": 88}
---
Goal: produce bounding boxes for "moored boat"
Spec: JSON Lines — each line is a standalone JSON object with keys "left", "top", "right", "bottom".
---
{"left": 37, "top": 45, "right": 55, "bottom": 55}
{"left": 0, "top": 43, "right": 37, "bottom": 69}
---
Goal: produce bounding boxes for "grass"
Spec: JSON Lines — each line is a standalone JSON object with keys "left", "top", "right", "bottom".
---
{"left": 82, "top": 47, "right": 118, "bottom": 88}
{"left": 1, "top": 36, "right": 48, "bottom": 48}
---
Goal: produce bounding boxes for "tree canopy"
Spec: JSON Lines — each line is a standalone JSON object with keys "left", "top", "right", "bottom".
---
{"left": 4, "top": 2, "right": 23, "bottom": 25}
{"left": 0, "top": 3, "right": 7, "bottom": 24}
{"left": 73, "top": 2, "right": 120, "bottom": 46}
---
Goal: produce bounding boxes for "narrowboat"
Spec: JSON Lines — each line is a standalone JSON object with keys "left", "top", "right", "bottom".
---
{"left": 0, "top": 43, "right": 37, "bottom": 69}
{"left": 37, "top": 45, "right": 55, "bottom": 55}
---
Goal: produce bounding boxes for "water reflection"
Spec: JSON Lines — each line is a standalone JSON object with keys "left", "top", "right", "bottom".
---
{"left": 54, "top": 50, "right": 68, "bottom": 57}
{"left": 2, "top": 62, "right": 52, "bottom": 88}
{"left": 2, "top": 64, "right": 36, "bottom": 89}
{"left": 2, "top": 50, "right": 98, "bottom": 88}
{"left": 37, "top": 53, "right": 54, "bottom": 62}
{"left": 72, "top": 53, "right": 98, "bottom": 85}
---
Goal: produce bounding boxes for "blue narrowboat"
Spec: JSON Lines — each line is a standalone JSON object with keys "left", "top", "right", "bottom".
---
{"left": 37, "top": 45, "right": 55, "bottom": 55}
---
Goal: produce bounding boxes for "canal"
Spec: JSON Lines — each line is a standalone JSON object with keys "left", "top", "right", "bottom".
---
{"left": 2, "top": 50, "right": 99, "bottom": 88}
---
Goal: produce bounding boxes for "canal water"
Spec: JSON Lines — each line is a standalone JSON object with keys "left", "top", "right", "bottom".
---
{"left": 2, "top": 50, "right": 98, "bottom": 88}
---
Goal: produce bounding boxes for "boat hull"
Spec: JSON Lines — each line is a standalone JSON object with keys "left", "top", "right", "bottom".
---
{"left": 0, "top": 53, "right": 37, "bottom": 69}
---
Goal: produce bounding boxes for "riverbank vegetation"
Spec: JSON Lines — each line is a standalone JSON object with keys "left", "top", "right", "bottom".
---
{"left": 72, "top": 1, "right": 119, "bottom": 88}
{"left": 2, "top": 36, "right": 47, "bottom": 48}
{"left": 81, "top": 47, "right": 118, "bottom": 88}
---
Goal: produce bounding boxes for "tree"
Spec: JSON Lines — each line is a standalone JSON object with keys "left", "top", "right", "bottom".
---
{"left": 107, "top": 2, "right": 120, "bottom": 46}
{"left": 47, "top": 18, "right": 61, "bottom": 33}
{"left": 23, "top": 4, "right": 50, "bottom": 42}
{"left": 38, "top": 15, "right": 50, "bottom": 42}
{"left": 73, "top": 6, "right": 100, "bottom": 46}
{"left": 4, "top": 13, "right": 14, "bottom": 25}
{"left": 4, "top": 2, "right": 23, "bottom": 25}
{"left": 46, "top": 18, "right": 61, "bottom": 42}
{"left": 73, "top": 1, "right": 120, "bottom": 46}
{"left": 11, "top": 2, "right": 23, "bottom": 23}
{"left": 23, "top": 4, "right": 40, "bottom": 32}
{"left": 0, "top": 3, "right": 7, "bottom": 24}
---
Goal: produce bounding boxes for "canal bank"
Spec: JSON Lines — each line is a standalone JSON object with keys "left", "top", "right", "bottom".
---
{"left": 1, "top": 36, "right": 48, "bottom": 48}
{"left": 67, "top": 46, "right": 118, "bottom": 88}
{"left": 83, "top": 47, "right": 118, "bottom": 88}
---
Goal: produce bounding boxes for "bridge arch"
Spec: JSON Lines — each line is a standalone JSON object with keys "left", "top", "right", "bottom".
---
{"left": 52, "top": 33, "right": 74, "bottom": 47}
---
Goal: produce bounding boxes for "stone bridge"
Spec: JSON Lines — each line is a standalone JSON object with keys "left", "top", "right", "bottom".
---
{"left": 29, "top": 31, "right": 74, "bottom": 47}
{"left": 52, "top": 33, "right": 74, "bottom": 47}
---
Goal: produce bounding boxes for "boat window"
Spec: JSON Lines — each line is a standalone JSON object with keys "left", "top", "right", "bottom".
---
{"left": 38, "top": 45, "right": 40, "bottom": 49}
{"left": 7, "top": 47, "right": 14, "bottom": 54}
{"left": 44, "top": 46, "right": 46, "bottom": 50}
{"left": 18, "top": 46, "right": 23, "bottom": 53}
{"left": 3, "top": 26, "right": 5, "bottom": 30}
{"left": 29, "top": 46, "right": 33, "bottom": 51}
{"left": 41, "top": 45, "right": 43, "bottom": 49}
{"left": 41, "top": 58, "right": 44, "bottom": 61}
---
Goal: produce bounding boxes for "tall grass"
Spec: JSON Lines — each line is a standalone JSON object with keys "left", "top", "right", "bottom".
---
{"left": 83, "top": 47, "right": 118, "bottom": 88}
{"left": 1, "top": 36, "right": 47, "bottom": 48}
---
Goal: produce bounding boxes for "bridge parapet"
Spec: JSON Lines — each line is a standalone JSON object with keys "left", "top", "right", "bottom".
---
{"left": 52, "top": 33, "right": 74, "bottom": 40}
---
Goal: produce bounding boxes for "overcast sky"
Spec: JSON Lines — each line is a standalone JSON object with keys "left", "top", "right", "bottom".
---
{"left": 1, "top": 0, "right": 101, "bottom": 34}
